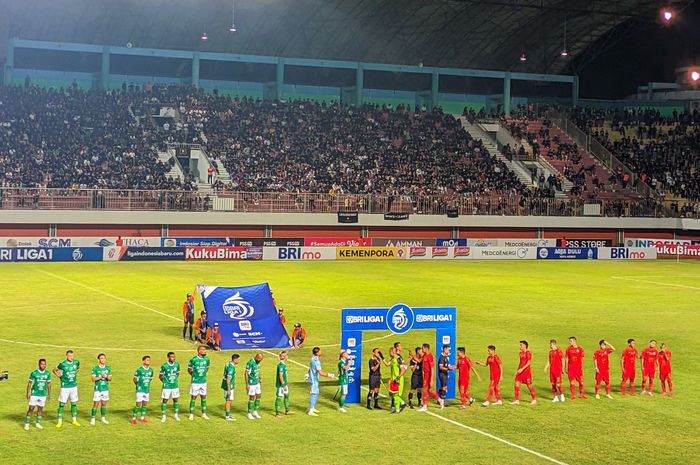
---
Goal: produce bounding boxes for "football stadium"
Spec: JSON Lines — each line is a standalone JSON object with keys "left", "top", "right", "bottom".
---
{"left": 1, "top": 1, "right": 700, "bottom": 464}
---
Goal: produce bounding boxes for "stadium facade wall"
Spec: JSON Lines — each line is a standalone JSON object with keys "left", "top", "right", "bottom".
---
{"left": 1, "top": 211, "right": 700, "bottom": 242}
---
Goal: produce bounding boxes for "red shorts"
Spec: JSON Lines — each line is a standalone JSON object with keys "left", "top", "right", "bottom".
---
{"left": 515, "top": 372, "right": 532, "bottom": 384}
{"left": 567, "top": 368, "right": 583, "bottom": 383}
{"left": 642, "top": 367, "right": 656, "bottom": 378}
{"left": 660, "top": 371, "right": 671, "bottom": 381}
{"left": 595, "top": 372, "right": 610, "bottom": 384}
{"left": 549, "top": 372, "right": 562, "bottom": 384}
{"left": 422, "top": 373, "right": 432, "bottom": 388}
{"left": 622, "top": 366, "right": 636, "bottom": 380}
{"left": 458, "top": 382, "right": 470, "bottom": 391}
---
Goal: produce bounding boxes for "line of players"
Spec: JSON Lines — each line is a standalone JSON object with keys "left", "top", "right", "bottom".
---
{"left": 390, "top": 337, "right": 673, "bottom": 412}
{"left": 22, "top": 336, "right": 673, "bottom": 429}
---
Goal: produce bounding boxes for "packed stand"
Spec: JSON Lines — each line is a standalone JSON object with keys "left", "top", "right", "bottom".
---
{"left": 0, "top": 85, "right": 197, "bottom": 191}
{"left": 570, "top": 107, "right": 700, "bottom": 203}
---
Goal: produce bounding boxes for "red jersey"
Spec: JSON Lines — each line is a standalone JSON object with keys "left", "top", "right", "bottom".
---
{"left": 657, "top": 350, "right": 672, "bottom": 374}
{"left": 548, "top": 349, "right": 563, "bottom": 374}
{"left": 593, "top": 348, "right": 613, "bottom": 373}
{"left": 641, "top": 348, "right": 658, "bottom": 369}
{"left": 486, "top": 354, "right": 502, "bottom": 381}
{"left": 457, "top": 356, "right": 473, "bottom": 383}
{"left": 518, "top": 351, "right": 532, "bottom": 376}
{"left": 566, "top": 346, "right": 584, "bottom": 369}
{"left": 422, "top": 353, "right": 435, "bottom": 376}
{"left": 622, "top": 347, "right": 638, "bottom": 368}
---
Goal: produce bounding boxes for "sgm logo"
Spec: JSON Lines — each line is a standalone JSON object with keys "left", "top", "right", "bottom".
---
{"left": 278, "top": 248, "right": 322, "bottom": 260}
{"left": 222, "top": 292, "right": 255, "bottom": 319}
{"left": 386, "top": 303, "right": 415, "bottom": 335}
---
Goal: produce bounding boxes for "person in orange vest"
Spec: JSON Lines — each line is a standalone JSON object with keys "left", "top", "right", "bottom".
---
{"left": 206, "top": 323, "right": 222, "bottom": 351}
{"left": 291, "top": 323, "right": 307, "bottom": 348}
{"left": 207, "top": 166, "right": 214, "bottom": 184}
{"left": 182, "top": 293, "right": 195, "bottom": 341}
{"left": 278, "top": 308, "right": 287, "bottom": 326}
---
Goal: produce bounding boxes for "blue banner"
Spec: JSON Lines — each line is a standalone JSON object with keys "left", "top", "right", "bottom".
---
{"left": 435, "top": 238, "right": 467, "bottom": 247}
{"left": 537, "top": 247, "right": 598, "bottom": 260}
{"left": 198, "top": 283, "right": 291, "bottom": 350}
{"left": 161, "top": 237, "right": 234, "bottom": 247}
{"left": 0, "top": 247, "right": 103, "bottom": 262}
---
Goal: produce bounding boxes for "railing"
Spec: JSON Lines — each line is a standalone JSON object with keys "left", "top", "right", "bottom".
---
{"left": 548, "top": 109, "right": 656, "bottom": 199}
{"left": 0, "top": 187, "right": 689, "bottom": 218}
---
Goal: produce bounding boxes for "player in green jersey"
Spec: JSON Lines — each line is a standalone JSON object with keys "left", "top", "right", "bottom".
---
{"left": 132, "top": 355, "right": 154, "bottom": 425}
{"left": 90, "top": 353, "right": 112, "bottom": 426}
{"left": 188, "top": 345, "right": 211, "bottom": 420}
{"left": 388, "top": 347, "right": 407, "bottom": 414}
{"left": 222, "top": 353, "right": 240, "bottom": 421}
{"left": 245, "top": 353, "right": 263, "bottom": 420}
{"left": 275, "top": 351, "right": 293, "bottom": 418}
{"left": 25, "top": 358, "right": 51, "bottom": 430}
{"left": 159, "top": 351, "right": 181, "bottom": 422}
{"left": 53, "top": 349, "right": 80, "bottom": 428}
{"left": 337, "top": 350, "right": 350, "bottom": 413}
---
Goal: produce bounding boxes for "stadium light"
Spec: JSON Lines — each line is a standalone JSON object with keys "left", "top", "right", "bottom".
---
{"left": 200, "top": 31, "right": 209, "bottom": 41}
{"left": 660, "top": 8, "right": 674, "bottom": 24}
{"left": 229, "top": 0, "right": 237, "bottom": 33}
{"left": 560, "top": 49, "right": 569, "bottom": 57}
{"left": 691, "top": 70, "right": 700, "bottom": 83}
{"left": 520, "top": 53, "right": 527, "bottom": 62}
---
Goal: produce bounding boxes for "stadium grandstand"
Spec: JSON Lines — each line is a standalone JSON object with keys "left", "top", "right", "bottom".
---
{"left": 1, "top": 2, "right": 700, "bottom": 465}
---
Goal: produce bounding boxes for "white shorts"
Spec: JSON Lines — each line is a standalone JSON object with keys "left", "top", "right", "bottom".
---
{"left": 161, "top": 388, "right": 180, "bottom": 400}
{"left": 247, "top": 383, "right": 262, "bottom": 396}
{"left": 339, "top": 384, "right": 348, "bottom": 395}
{"left": 29, "top": 396, "right": 46, "bottom": 407}
{"left": 92, "top": 391, "right": 110, "bottom": 402}
{"left": 58, "top": 387, "right": 79, "bottom": 403}
{"left": 189, "top": 383, "right": 207, "bottom": 397}
{"left": 136, "top": 392, "right": 150, "bottom": 403}
{"left": 277, "top": 385, "right": 289, "bottom": 397}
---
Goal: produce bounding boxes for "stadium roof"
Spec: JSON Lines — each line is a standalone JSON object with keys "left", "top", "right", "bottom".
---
{"left": 1, "top": 0, "right": 694, "bottom": 74}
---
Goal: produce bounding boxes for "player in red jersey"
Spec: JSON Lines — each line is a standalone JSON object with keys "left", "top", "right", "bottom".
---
{"left": 640, "top": 340, "right": 659, "bottom": 396}
{"left": 544, "top": 339, "right": 565, "bottom": 402}
{"left": 657, "top": 343, "right": 672, "bottom": 397}
{"left": 564, "top": 336, "right": 587, "bottom": 399}
{"left": 417, "top": 343, "right": 441, "bottom": 411}
{"left": 593, "top": 339, "right": 615, "bottom": 399}
{"left": 511, "top": 340, "right": 536, "bottom": 405}
{"left": 620, "top": 338, "right": 638, "bottom": 396}
{"left": 476, "top": 345, "right": 503, "bottom": 407}
{"left": 456, "top": 347, "right": 481, "bottom": 409}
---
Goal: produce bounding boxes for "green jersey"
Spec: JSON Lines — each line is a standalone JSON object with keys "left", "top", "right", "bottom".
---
{"left": 56, "top": 359, "right": 80, "bottom": 388}
{"left": 390, "top": 357, "right": 401, "bottom": 380}
{"left": 338, "top": 359, "right": 349, "bottom": 385}
{"left": 91, "top": 365, "right": 112, "bottom": 392}
{"left": 28, "top": 369, "right": 51, "bottom": 397}
{"left": 221, "top": 361, "right": 236, "bottom": 391}
{"left": 245, "top": 359, "right": 260, "bottom": 385}
{"left": 160, "top": 361, "right": 180, "bottom": 389}
{"left": 188, "top": 355, "right": 210, "bottom": 384}
{"left": 134, "top": 366, "right": 154, "bottom": 393}
{"left": 276, "top": 362, "right": 288, "bottom": 388}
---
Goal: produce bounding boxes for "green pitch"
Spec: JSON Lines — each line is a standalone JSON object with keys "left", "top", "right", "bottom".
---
{"left": 1, "top": 260, "right": 698, "bottom": 465}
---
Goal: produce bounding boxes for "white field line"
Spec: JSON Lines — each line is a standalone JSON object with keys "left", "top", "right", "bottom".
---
{"left": 611, "top": 276, "right": 700, "bottom": 291}
{"left": 31, "top": 269, "right": 567, "bottom": 464}
{"left": 37, "top": 269, "right": 181, "bottom": 322}
{"left": 422, "top": 410, "right": 569, "bottom": 465}
{"left": 0, "top": 338, "right": 180, "bottom": 352}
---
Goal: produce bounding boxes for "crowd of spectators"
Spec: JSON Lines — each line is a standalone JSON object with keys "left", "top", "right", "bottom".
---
{"left": 570, "top": 107, "right": 700, "bottom": 202}
{"left": 0, "top": 85, "right": 197, "bottom": 191}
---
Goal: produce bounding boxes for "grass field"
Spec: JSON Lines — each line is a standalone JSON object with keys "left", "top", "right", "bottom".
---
{"left": 1, "top": 260, "right": 699, "bottom": 465}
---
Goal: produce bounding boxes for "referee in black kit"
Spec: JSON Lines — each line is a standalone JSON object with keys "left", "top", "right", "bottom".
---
{"left": 367, "top": 348, "right": 384, "bottom": 409}
{"left": 408, "top": 346, "right": 423, "bottom": 409}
